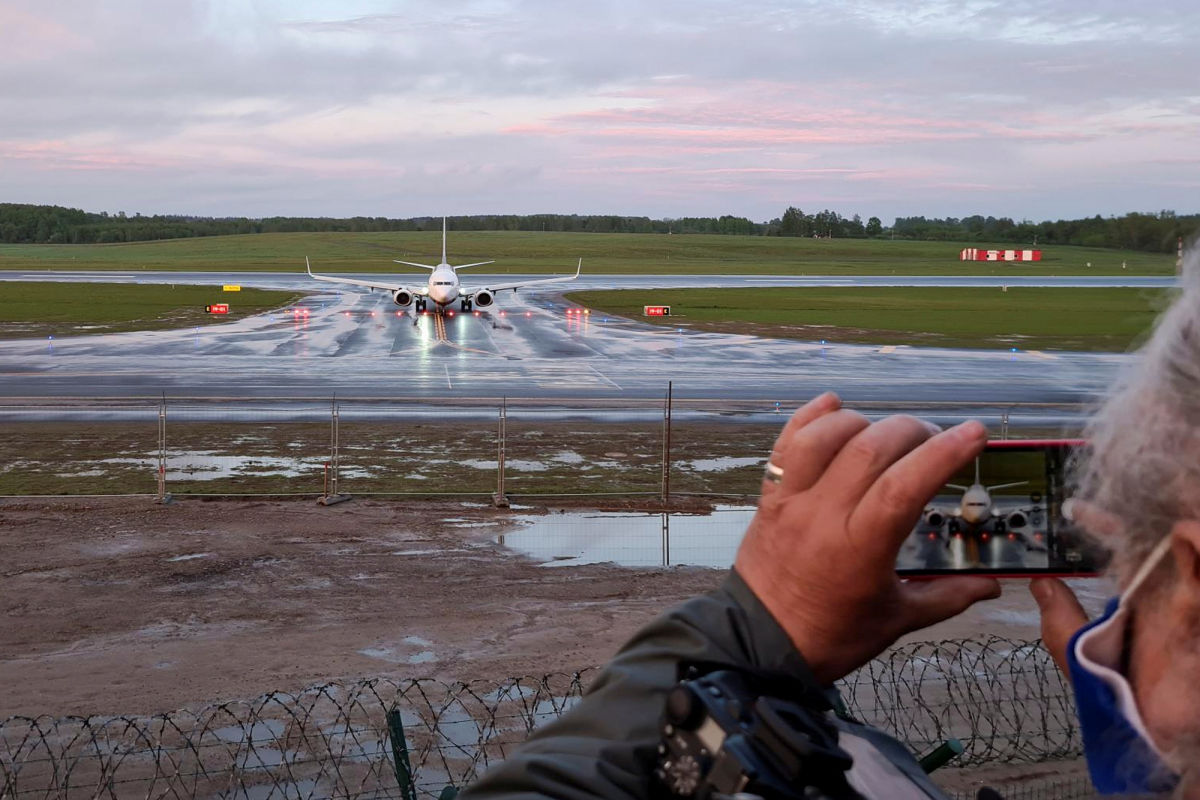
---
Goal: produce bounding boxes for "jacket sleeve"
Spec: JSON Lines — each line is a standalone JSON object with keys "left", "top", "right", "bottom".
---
{"left": 458, "top": 569, "right": 821, "bottom": 800}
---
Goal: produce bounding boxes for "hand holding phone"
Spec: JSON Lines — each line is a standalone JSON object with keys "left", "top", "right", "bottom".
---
{"left": 735, "top": 398, "right": 1001, "bottom": 682}
{"left": 897, "top": 440, "right": 1102, "bottom": 577}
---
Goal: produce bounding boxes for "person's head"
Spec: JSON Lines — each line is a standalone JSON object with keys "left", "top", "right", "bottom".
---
{"left": 1073, "top": 245, "right": 1200, "bottom": 791}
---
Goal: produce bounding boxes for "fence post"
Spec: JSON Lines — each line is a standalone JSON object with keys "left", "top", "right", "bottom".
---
{"left": 318, "top": 398, "right": 350, "bottom": 505}
{"left": 332, "top": 399, "right": 340, "bottom": 496}
{"left": 1001, "top": 409, "right": 1011, "bottom": 440}
{"left": 386, "top": 707, "right": 418, "bottom": 800}
{"left": 155, "top": 395, "right": 171, "bottom": 504}
{"left": 493, "top": 396, "right": 510, "bottom": 508}
{"left": 661, "top": 382, "right": 673, "bottom": 507}
{"left": 661, "top": 512, "right": 670, "bottom": 567}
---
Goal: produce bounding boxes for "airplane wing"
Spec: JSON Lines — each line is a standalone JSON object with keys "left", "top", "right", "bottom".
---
{"left": 987, "top": 481, "right": 1029, "bottom": 492}
{"left": 465, "top": 259, "right": 582, "bottom": 295}
{"left": 306, "top": 257, "right": 425, "bottom": 294}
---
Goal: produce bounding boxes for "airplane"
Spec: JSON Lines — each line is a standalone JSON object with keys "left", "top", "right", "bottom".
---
{"left": 304, "top": 218, "right": 581, "bottom": 317}
{"left": 921, "top": 458, "right": 1043, "bottom": 538}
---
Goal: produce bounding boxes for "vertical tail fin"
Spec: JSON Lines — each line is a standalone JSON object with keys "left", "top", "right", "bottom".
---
{"left": 442, "top": 217, "right": 448, "bottom": 266}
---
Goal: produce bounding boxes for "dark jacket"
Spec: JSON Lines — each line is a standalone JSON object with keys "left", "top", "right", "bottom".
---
{"left": 460, "top": 570, "right": 951, "bottom": 800}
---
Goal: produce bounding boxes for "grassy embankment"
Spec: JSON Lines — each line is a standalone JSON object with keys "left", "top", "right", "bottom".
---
{"left": 0, "top": 282, "right": 303, "bottom": 339}
{"left": 566, "top": 286, "right": 1172, "bottom": 352}
{"left": 0, "top": 230, "right": 1174, "bottom": 276}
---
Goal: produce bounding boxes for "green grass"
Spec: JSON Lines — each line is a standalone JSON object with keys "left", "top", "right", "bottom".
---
{"left": 566, "top": 286, "right": 1172, "bottom": 352}
{"left": 0, "top": 231, "right": 1175, "bottom": 275}
{"left": 0, "top": 282, "right": 304, "bottom": 339}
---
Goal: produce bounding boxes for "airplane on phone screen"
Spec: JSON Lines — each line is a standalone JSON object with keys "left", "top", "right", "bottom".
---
{"left": 922, "top": 458, "right": 1041, "bottom": 536}
{"left": 305, "top": 218, "right": 581, "bottom": 315}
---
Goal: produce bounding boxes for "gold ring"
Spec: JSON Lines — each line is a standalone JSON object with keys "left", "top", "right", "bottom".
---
{"left": 764, "top": 461, "right": 784, "bottom": 484}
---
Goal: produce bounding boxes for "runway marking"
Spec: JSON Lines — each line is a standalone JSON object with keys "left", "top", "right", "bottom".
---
{"left": 878, "top": 345, "right": 897, "bottom": 354}
{"left": 444, "top": 364, "right": 453, "bottom": 389}
{"left": 1026, "top": 350, "right": 1058, "bottom": 360}
{"left": 743, "top": 278, "right": 855, "bottom": 283}
{"left": 588, "top": 365, "right": 623, "bottom": 390}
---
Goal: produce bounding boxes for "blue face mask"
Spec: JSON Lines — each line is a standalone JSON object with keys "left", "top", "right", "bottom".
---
{"left": 1066, "top": 536, "right": 1180, "bottom": 795}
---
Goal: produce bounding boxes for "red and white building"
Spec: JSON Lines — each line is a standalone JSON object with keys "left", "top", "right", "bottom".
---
{"left": 960, "top": 248, "right": 1042, "bottom": 262}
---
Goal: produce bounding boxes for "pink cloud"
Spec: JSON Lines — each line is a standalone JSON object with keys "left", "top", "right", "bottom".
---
{"left": 0, "top": 7, "right": 87, "bottom": 60}
{"left": 0, "top": 141, "right": 177, "bottom": 172}
{"left": 503, "top": 80, "right": 1103, "bottom": 153}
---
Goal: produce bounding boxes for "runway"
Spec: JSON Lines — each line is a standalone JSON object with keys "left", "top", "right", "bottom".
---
{"left": 0, "top": 269, "right": 1136, "bottom": 425}
{"left": 0, "top": 269, "right": 1179, "bottom": 292}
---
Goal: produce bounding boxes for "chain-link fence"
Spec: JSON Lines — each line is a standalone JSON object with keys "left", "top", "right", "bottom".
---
{"left": 1, "top": 637, "right": 1085, "bottom": 800}
{"left": 0, "top": 396, "right": 1088, "bottom": 500}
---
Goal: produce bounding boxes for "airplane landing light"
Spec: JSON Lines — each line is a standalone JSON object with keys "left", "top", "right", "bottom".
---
{"left": 473, "top": 311, "right": 480, "bottom": 317}
{"left": 525, "top": 311, "right": 532, "bottom": 317}
{"left": 499, "top": 310, "right": 507, "bottom": 317}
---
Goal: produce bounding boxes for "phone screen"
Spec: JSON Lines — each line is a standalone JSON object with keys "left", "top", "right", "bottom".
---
{"left": 896, "top": 439, "right": 1103, "bottom": 577}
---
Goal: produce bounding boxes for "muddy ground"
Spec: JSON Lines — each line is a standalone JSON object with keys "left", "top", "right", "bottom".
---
{"left": 0, "top": 496, "right": 729, "bottom": 717}
{"left": 1, "top": 495, "right": 1109, "bottom": 719}
{"left": 1, "top": 496, "right": 1100, "bottom": 794}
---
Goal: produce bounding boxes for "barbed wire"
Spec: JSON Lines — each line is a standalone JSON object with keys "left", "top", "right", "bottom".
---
{"left": 1, "top": 637, "right": 1082, "bottom": 799}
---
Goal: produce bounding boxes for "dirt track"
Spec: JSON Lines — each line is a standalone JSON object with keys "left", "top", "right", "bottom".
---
{"left": 0, "top": 497, "right": 724, "bottom": 717}
{"left": 0, "top": 496, "right": 1105, "bottom": 720}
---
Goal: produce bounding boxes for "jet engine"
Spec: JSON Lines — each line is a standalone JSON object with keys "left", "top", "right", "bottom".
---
{"left": 924, "top": 510, "right": 946, "bottom": 529}
{"left": 1006, "top": 511, "right": 1028, "bottom": 529}
{"left": 473, "top": 289, "right": 495, "bottom": 308}
{"left": 392, "top": 289, "right": 414, "bottom": 307}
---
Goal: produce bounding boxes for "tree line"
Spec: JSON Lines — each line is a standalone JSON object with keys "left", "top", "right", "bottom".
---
{"left": 0, "top": 203, "right": 1195, "bottom": 254}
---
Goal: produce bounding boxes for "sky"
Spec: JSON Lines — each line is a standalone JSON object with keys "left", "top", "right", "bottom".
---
{"left": 2, "top": 0, "right": 1199, "bottom": 223}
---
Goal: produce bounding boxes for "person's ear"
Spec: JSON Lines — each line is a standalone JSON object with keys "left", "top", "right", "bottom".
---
{"left": 1169, "top": 520, "right": 1200, "bottom": 593}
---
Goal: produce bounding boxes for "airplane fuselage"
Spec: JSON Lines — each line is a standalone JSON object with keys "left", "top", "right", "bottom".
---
{"left": 958, "top": 485, "right": 993, "bottom": 524}
{"left": 427, "top": 264, "right": 460, "bottom": 307}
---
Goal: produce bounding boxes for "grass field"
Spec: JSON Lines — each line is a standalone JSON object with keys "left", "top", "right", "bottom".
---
{"left": 0, "top": 231, "right": 1175, "bottom": 276}
{"left": 0, "top": 282, "right": 303, "bottom": 339}
{"left": 566, "top": 286, "right": 1172, "bottom": 351}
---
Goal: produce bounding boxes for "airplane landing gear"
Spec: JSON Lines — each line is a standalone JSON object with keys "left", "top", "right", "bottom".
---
{"left": 460, "top": 298, "right": 473, "bottom": 312}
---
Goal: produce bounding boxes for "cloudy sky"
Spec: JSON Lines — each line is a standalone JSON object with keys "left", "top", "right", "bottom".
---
{"left": 2, "top": 0, "right": 1198, "bottom": 222}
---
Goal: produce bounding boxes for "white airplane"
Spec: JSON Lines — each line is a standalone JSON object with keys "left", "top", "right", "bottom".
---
{"left": 922, "top": 458, "right": 1040, "bottom": 536}
{"left": 305, "top": 218, "right": 581, "bottom": 315}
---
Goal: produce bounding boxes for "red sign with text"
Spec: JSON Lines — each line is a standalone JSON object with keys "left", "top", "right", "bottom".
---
{"left": 643, "top": 305, "right": 671, "bottom": 316}
{"left": 205, "top": 303, "right": 230, "bottom": 314}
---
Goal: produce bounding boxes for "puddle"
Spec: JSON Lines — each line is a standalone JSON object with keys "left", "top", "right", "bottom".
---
{"left": 682, "top": 456, "right": 765, "bottom": 472}
{"left": 166, "top": 552, "right": 213, "bottom": 562}
{"left": 460, "top": 458, "right": 549, "bottom": 472}
{"left": 358, "top": 636, "right": 438, "bottom": 664}
{"left": 53, "top": 452, "right": 373, "bottom": 481}
{"left": 496, "top": 506, "right": 755, "bottom": 568}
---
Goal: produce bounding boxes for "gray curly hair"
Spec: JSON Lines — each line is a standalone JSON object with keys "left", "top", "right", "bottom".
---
{"left": 1074, "top": 245, "right": 1200, "bottom": 588}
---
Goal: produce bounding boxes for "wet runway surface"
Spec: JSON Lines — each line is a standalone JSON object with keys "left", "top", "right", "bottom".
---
{"left": 0, "top": 269, "right": 1178, "bottom": 292}
{"left": 0, "top": 270, "right": 1142, "bottom": 414}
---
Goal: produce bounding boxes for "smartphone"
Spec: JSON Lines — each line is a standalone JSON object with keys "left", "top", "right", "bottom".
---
{"left": 896, "top": 439, "right": 1104, "bottom": 577}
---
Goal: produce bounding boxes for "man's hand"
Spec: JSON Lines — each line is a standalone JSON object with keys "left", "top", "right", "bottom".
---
{"left": 1030, "top": 578, "right": 1089, "bottom": 674}
{"left": 735, "top": 393, "right": 1001, "bottom": 684}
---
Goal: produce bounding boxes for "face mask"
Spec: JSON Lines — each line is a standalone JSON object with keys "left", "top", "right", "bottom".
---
{"left": 1066, "top": 535, "right": 1180, "bottom": 795}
